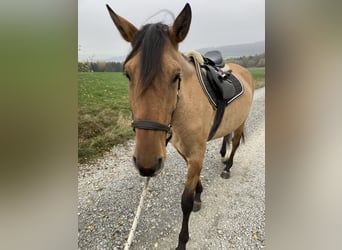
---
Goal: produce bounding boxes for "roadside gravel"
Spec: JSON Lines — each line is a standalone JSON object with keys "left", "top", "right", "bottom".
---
{"left": 78, "top": 87, "right": 265, "bottom": 250}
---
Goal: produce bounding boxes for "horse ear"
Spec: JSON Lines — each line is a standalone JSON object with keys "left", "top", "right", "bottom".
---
{"left": 106, "top": 4, "right": 138, "bottom": 43}
{"left": 170, "top": 3, "right": 192, "bottom": 44}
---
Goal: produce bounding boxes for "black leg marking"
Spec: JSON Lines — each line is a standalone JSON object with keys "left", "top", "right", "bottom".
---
{"left": 220, "top": 137, "right": 227, "bottom": 157}
{"left": 193, "top": 180, "right": 203, "bottom": 212}
{"left": 221, "top": 129, "right": 244, "bottom": 179}
{"left": 176, "top": 189, "right": 194, "bottom": 250}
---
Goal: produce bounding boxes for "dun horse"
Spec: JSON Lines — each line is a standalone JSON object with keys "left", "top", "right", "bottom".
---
{"left": 107, "top": 3, "right": 254, "bottom": 249}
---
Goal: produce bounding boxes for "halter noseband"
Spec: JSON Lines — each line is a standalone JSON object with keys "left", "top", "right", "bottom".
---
{"left": 131, "top": 78, "right": 181, "bottom": 146}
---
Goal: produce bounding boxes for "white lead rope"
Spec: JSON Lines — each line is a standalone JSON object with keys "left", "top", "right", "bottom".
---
{"left": 124, "top": 177, "right": 150, "bottom": 250}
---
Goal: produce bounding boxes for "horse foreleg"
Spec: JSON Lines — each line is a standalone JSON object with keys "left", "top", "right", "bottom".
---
{"left": 176, "top": 187, "right": 194, "bottom": 250}
{"left": 176, "top": 159, "right": 203, "bottom": 250}
{"left": 221, "top": 124, "right": 245, "bottom": 179}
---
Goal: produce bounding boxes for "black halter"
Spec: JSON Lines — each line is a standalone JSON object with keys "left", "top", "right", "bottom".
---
{"left": 131, "top": 78, "right": 181, "bottom": 146}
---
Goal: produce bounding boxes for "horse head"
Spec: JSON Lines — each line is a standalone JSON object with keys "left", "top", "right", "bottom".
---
{"left": 107, "top": 4, "right": 192, "bottom": 176}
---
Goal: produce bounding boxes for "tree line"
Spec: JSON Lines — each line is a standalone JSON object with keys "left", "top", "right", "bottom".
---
{"left": 78, "top": 53, "right": 265, "bottom": 72}
{"left": 224, "top": 53, "right": 265, "bottom": 68}
{"left": 78, "top": 61, "right": 123, "bottom": 72}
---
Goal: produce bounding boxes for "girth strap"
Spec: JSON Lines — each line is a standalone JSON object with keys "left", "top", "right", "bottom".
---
{"left": 207, "top": 100, "right": 226, "bottom": 141}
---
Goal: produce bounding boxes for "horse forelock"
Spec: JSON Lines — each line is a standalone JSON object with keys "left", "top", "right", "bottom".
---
{"left": 124, "top": 23, "right": 169, "bottom": 92}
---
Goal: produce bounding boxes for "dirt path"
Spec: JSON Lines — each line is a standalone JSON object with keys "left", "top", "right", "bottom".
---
{"left": 78, "top": 87, "right": 265, "bottom": 250}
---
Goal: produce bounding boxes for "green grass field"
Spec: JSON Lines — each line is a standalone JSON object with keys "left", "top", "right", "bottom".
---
{"left": 249, "top": 67, "right": 265, "bottom": 89}
{"left": 78, "top": 72, "right": 133, "bottom": 163}
{"left": 78, "top": 68, "right": 265, "bottom": 163}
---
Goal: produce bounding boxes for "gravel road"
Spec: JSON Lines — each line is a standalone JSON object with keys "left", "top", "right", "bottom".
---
{"left": 78, "top": 87, "right": 265, "bottom": 250}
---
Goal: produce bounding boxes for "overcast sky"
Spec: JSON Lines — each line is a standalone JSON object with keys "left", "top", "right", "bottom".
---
{"left": 78, "top": 0, "right": 264, "bottom": 61}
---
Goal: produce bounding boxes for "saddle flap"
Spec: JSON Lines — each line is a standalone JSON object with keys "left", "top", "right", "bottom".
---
{"left": 205, "top": 65, "right": 236, "bottom": 101}
{"left": 187, "top": 52, "right": 245, "bottom": 141}
{"left": 204, "top": 50, "right": 225, "bottom": 68}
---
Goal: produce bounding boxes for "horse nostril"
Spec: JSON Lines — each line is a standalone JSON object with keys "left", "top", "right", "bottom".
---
{"left": 133, "top": 156, "right": 137, "bottom": 165}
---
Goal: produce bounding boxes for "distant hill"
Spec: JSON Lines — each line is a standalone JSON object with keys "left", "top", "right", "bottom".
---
{"left": 197, "top": 41, "right": 265, "bottom": 59}
{"left": 93, "top": 40, "right": 265, "bottom": 62}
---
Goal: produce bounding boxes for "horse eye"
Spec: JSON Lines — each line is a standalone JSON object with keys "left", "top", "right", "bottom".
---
{"left": 172, "top": 73, "right": 181, "bottom": 83}
{"left": 124, "top": 71, "right": 131, "bottom": 81}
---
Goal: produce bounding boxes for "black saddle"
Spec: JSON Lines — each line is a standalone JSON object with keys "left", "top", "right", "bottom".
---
{"left": 188, "top": 50, "right": 244, "bottom": 140}
{"left": 204, "top": 50, "right": 225, "bottom": 68}
{"left": 202, "top": 51, "right": 235, "bottom": 101}
{"left": 204, "top": 65, "right": 235, "bottom": 101}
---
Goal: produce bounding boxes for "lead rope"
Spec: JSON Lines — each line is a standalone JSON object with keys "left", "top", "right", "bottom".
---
{"left": 124, "top": 177, "right": 150, "bottom": 250}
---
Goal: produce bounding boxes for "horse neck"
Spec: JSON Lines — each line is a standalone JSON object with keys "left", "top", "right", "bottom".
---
{"left": 171, "top": 54, "right": 214, "bottom": 146}
{"left": 179, "top": 54, "right": 199, "bottom": 93}
{"left": 177, "top": 53, "right": 213, "bottom": 117}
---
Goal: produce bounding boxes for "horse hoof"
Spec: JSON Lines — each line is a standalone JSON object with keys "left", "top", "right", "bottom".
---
{"left": 193, "top": 201, "right": 201, "bottom": 212}
{"left": 221, "top": 170, "right": 230, "bottom": 179}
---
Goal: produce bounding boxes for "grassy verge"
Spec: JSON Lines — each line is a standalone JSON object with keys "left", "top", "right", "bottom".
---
{"left": 248, "top": 67, "right": 265, "bottom": 89}
{"left": 78, "top": 72, "right": 133, "bottom": 163}
{"left": 78, "top": 68, "right": 265, "bottom": 163}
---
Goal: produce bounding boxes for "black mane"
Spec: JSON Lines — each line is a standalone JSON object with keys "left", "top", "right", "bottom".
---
{"left": 124, "top": 23, "right": 169, "bottom": 92}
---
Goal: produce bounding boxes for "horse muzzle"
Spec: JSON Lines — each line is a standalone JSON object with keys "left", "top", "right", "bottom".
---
{"left": 133, "top": 156, "right": 164, "bottom": 177}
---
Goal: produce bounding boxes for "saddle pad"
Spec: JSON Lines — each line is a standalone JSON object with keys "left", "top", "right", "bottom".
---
{"left": 191, "top": 56, "right": 244, "bottom": 109}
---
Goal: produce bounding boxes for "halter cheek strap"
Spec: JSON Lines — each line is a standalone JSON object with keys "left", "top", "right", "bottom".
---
{"left": 132, "top": 120, "right": 173, "bottom": 146}
{"left": 131, "top": 78, "right": 180, "bottom": 146}
{"left": 132, "top": 121, "right": 171, "bottom": 133}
